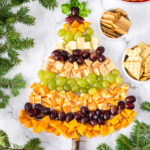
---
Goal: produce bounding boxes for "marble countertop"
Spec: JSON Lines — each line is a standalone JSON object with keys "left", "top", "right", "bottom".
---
{"left": 1, "top": 0, "right": 150, "bottom": 149}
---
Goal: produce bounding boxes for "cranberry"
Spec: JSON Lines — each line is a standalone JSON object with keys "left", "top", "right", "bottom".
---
{"left": 90, "top": 119, "right": 98, "bottom": 126}
{"left": 66, "top": 113, "right": 74, "bottom": 122}
{"left": 90, "top": 52, "right": 97, "bottom": 61}
{"left": 81, "top": 117, "right": 89, "bottom": 124}
{"left": 71, "top": 7, "right": 79, "bottom": 16}
{"left": 68, "top": 55, "right": 76, "bottom": 63}
{"left": 82, "top": 51, "right": 90, "bottom": 59}
{"left": 58, "top": 112, "right": 66, "bottom": 121}
{"left": 24, "top": 102, "right": 32, "bottom": 112}
{"left": 98, "top": 55, "right": 106, "bottom": 62}
{"left": 81, "top": 107, "right": 89, "bottom": 115}
{"left": 77, "top": 56, "right": 84, "bottom": 65}
{"left": 96, "top": 46, "right": 105, "bottom": 55}
{"left": 118, "top": 101, "right": 125, "bottom": 110}
{"left": 125, "top": 96, "right": 136, "bottom": 103}
{"left": 65, "top": 16, "right": 84, "bottom": 24}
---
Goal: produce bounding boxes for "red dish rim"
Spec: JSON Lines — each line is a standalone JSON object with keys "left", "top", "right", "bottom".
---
{"left": 122, "top": 0, "right": 150, "bottom": 2}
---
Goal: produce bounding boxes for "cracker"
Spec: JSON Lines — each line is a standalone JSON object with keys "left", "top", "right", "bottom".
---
{"left": 115, "top": 8, "right": 128, "bottom": 17}
{"left": 102, "top": 13, "right": 116, "bottom": 21}
{"left": 122, "top": 61, "right": 141, "bottom": 80}
{"left": 143, "top": 72, "right": 150, "bottom": 77}
{"left": 103, "top": 32, "right": 117, "bottom": 39}
{"left": 114, "top": 28, "right": 128, "bottom": 35}
{"left": 140, "top": 76, "right": 150, "bottom": 81}
{"left": 115, "top": 16, "right": 131, "bottom": 32}
{"left": 145, "top": 59, "right": 150, "bottom": 73}
{"left": 101, "top": 19, "right": 113, "bottom": 25}
{"left": 125, "top": 47, "right": 142, "bottom": 57}
{"left": 138, "top": 42, "right": 150, "bottom": 60}
{"left": 101, "top": 22, "right": 112, "bottom": 29}
{"left": 126, "top": 56, "right": 142, "bottom": 62}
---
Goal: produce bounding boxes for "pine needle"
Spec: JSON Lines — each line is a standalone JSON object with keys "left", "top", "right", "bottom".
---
{"left": 141, "top": 102, "right": 150, "bottom": 112}
{"left": 97, "top": 120, "right": 150, "bottom": 150}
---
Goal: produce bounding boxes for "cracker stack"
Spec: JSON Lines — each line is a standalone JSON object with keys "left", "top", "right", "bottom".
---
{"left": 100, "top": 8, "right": 132, "bottom": 39}
{"left": 122, "top": 42, "right": 150, "bottom": 81}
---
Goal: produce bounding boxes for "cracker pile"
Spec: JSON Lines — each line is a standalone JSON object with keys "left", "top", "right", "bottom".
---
{"left": 100, "top": 8, "right": 132, "bottom": 39}
{"left": 122, "top": 42, "right": 150, "bottom": 81}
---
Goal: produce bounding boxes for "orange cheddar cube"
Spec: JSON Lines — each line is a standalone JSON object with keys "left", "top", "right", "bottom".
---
{"left": 92, "top": 131, "right": 100, "bottom": 137}
{"left": 85, "top": 131, "right": 93, "bottom": 139}
{"left": 64, "top": 23, "right": 70, "bottom": 31}
{"left": 83, "top": 21, "right": 91, "bottom": 29}
{"left": 41, "top": 116, "right": 51, "bottom": 124}
{"left": 93, "top": 124, "right": 101, "bottom": 131}
{"left": 114, "top": 123, "right": 122, "bottom": 131}
{"left": 53, "top": 129, "right": 60, "bottom": 136}
{"left": 19, "top": 110, "right": 27, "bottom": 118}
{"left": 70, "top": 27, "right": 78, "bottom": 35}
{"left": 78, "top": 24, "right": 85, "bottom": 33}
{"left": 72, "top": 106, "right": 80, "bottom": 112}
{"left": 130, "top": 111, "right": 136, "bottom": 118}
{"left": 24, "top": 120, "right": 33, "bottom": 128}
{"left": 66, "top": 91, "right": 75, "bottom": 100}
{"left": 120, "top": 118, "right": 129, "bottom": 128}
{"left": 108, "top": 126, "right": 115, "bottom": 134}
{"left": 63, "top": 106, "right": 71, "bottom": 113}
{"left": 86, "top": 124, "right": 93, "bottom": 131}
{"left": 72, "top": 131, "right": 79, "bottom": 141}
{"left": 101, "top": 125, "right": 108, "bottom": 137}
{"left": 45, "top": 126, "right": 54, "bottom": 133}
{"left": 124, "top": 109, "right": 133, "bottom": 117}
{"left": 71, "top": 20, "right": 80, "bottom": 28}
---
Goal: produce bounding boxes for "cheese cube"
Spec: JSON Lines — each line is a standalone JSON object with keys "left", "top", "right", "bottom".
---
{"left": 55, "top": 61, "right": 64, "bottom": 72}
{"left": 84, "top": 42, "right": 92, "bottom": 50}
{"left": 91, "top": 36, "right": 99, "bottom": 50}
{"left": 68, "top": 41, "right": 77, "bottom": 50}
{"left": 77, "top": 37, "right": 85, "bottom": 49}
{"left": 55, "top": 40, "right": 65, "bottom": 49}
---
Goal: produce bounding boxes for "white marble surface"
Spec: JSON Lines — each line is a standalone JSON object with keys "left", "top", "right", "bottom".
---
{"left": 1, "top": 0, "right": 150, "bottom": 149}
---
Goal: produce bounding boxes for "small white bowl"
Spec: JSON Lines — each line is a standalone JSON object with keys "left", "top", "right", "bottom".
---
{"left": 99, "top": 8, "right": 132, "bottom": 40}
{"left": 122, "top": 53, "right": 150, "bottom": 83}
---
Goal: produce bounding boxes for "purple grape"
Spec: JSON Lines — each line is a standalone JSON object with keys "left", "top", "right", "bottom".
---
{"left": 81, "top": 117, "right": 89, "bottom": 124}
{"left": 82, "top": 51, "right": 90, "bottom": 59}
{"left": 98, "top": 55, "right": 106, "bottom": 62}
{"left": 34, "top": 104, "right": 43, "bottom": 112}
{"left": 25, "top": 102, "right": 32, "bottom": 112}
{"left": 88, "top": 111, "right": 95, "bottom": 119}
{"left": 90, "top": 119, "right": 98, "bottom": 126}
{"left": 77, "top": 56, "right": 84, "bottom": 65}
{"left": 90, "top": 52, "right": 97, "bottom": 61}
{"left": 28, "top": 108, "right": 38, "bottom": 117}
{"left": 66, "top": 113, "right": 74, "bottom": 122}
{"left": 96, "top": 46, "right": 105, "bottom": 55}
{"left": 61, "top": 50, "right": 69, "bottom": 61}
{"left": 42, "top": 107, "right": 51, "bottom": 115}
{"left": 71, "top": 7, "right": 79, "bottom": 16}
{"left": 58, "top": 112, "right": 66, "bottom": 121}
{"left": 50, "top": 110, "right": 58, "bottom": 119}
{"left": 68, "top": 55, "right": 76, "bottom": 63}
{"left": 81, "top": 107, "right": 89, "bottom": 115}
{"left": 74, "top": 112, "right": 82, "bottom": 121}
{"left": 73, "top": 49, "right": 82, "bottom": 56}
{"left": 97, "top": 117, "right": 104, "bottom": 125}
{"left": 118, "top": 101, "right": 125, "bottom": 110}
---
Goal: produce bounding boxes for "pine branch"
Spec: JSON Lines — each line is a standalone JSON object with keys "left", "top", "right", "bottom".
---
{"left": 16, "top": 7, "right": 35, "bottom": 25}
{"left": 141, "top": 101, "right": 150, "bottom": 112}
{"left": 38, "top": 0, "right": 58, "bottom": 10}
{"left": 0, "top": 129, "right": 44, "bottom": 150}
{"left": 97, "top": 143, "right": 113, "bottom": 150}
{"left": 97, "top": 120, "right": 150, "bottom": 150}
{"left": 0, "top": 91, "right": 10, "bottom": 108}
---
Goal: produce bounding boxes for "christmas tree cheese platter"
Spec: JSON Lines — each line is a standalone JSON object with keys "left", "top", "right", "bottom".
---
{"left": 19, "top": 0, "right": 137, "bottom": 149}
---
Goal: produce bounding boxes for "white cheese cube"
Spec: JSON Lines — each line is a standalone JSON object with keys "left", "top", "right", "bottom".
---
{"left": 91, "top": 36, "right": 100, "bottom": 50}
{"left": 77, "top": 37, "right": 85, "bottom": 49}
{"left": 68, "top": 41, "right": 77, "bottom": 50}
{"left": 84, "top": 42, "right": 92, "bottom": 50}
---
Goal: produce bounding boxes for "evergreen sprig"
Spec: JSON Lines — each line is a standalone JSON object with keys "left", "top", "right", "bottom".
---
{"left": 0, "top": 129, "right": 44, "bottom": 150}
{"left": 141, "top": 101, "right": 150, "bottom": 112}
{"left": 0, "top": 0, "right": 35, "bottom": 108}
{"left": 97, "top": 120, "right": 150, "bottom": 150}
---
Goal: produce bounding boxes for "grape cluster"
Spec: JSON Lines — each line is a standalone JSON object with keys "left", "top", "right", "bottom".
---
{"left": 24, "top": 96, "right": 136, "bottom": 125}
{"left": 38, "top": 68, "right": 123, "bottom": 94}
{"left": 52, "top": 46, "right": 106, "bottom": 65}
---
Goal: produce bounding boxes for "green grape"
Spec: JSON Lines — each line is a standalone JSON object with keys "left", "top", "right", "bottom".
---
{"left": 45, "top": 71, "right": 56, "bottom": 80}
{"left": 57, "top": 29, "right": 66, "bottom": 37}
{"left": 71, "top": 84, "right": 79, "bottom": 93}
{"left": 39, "top": 79, "right": 48, "bottom": 87}
{"left": 93, "top": 81, "right": 103, "bottom": 90}
{"left": 87, "top": 73, "right": 97, "bottom": 84}
{"left": 86, "top": 84, "right": 92, "bottom": 90}
{"left": 48, "top": 80, "right": 56, "bottom": 90}
{"left": 105, "top": 73, "right": 115, "bottom": 83}
{"left": 56, "top": 77, "right": 67, "bottom": 86}
{"left": 38, "top": 70, "right": 45, "bottom": 79}
{"left": 67, "top": 78, "right": 76, "bottom": 85}
{"left": 82, "top": 34, "right": 91, "bottom": 42}
{"left": 65, "top": 31, "right": 73, "bottom": 42}
{"left": 88, "top": 88, "right": 97, "bottom": 95}
{"left": 74, "top": 31, "right": 82, "bottom": 41}
{"left": 56, "top": 86, "right": 64, "bottom": 92}
{"left": 86, "top": 27, "right": 94, "bottom": 35}
{"left": 116, "top": 76, "right": 123, "bottom": 85}
{"left": 79, "top": 88, "right": 88, "bottom": 93}
{"left": 102, "top": 80, "right": 110, "bottom": 88}
{"left": 63, "top": 84, "right": 71, "bottom": 92}
{"left": 112, "top": 69, "right": 120, "bottom": 76}
{"left": 76, "top": 78, "right": 87, "bottom": 87}
{"left": 97, "top": 75, "right": 103, "bottom": 82}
